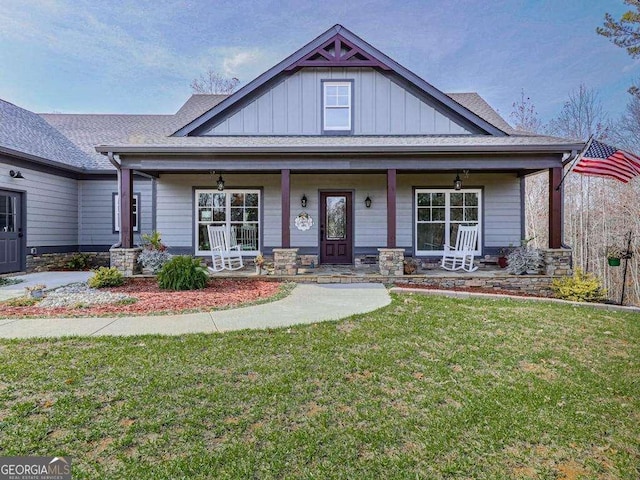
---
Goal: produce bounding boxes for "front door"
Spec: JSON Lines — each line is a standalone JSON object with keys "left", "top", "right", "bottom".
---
{"left": 320, "top": 192, "right": 353, "bottom": 264}
{"left": 0, "top": 190, "right": 22, "bottom": 274}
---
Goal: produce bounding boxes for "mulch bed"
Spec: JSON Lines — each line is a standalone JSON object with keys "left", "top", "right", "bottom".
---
{"left": 393, "top": 283, "right": 543, "bottom": 298}
{"left": 0, "top": 279, "right": 282, "bottom": 318}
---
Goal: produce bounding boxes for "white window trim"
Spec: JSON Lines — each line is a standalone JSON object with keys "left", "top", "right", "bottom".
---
{"left": 414, "top": 188, "right": 482, "bottom": 256}
{"left": 323, "top": 81, "right": 352, "bottom": 131}
{"left": 194, "top": 189, "right": 261, "bottom": 256}
{"left": 114, "top": 193, "right": 139, "bottom": 233}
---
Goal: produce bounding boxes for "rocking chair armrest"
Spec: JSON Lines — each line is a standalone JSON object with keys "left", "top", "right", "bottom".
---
{"left": 210, "top": 245, "right": 224, "bottom": 252}
{"left": 443, "top": 244, "right": 455, "bottom": 252}
{"left": 230, "top": 245, "right": 242, "bottom": 252}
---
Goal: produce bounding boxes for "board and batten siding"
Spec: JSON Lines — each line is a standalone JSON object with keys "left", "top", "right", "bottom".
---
{"left": 78, "top": 177, "right": 153, "bottom": 246}
{"left": 156, "top": 173, "right": 281, "bottom": 251}
{"left": 291, "top": 174, "right": 386, "bottom": 248}
{"left": 204, "top": 68, "right": 471, "bottom": 136}
{"left": 396, "top": 173, "right": 522, "bottom": 251}
{"left": 0, "top": 160, "right": 78, "bottom": 247}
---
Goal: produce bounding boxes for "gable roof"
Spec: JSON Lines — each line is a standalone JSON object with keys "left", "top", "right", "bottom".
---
{"left": 172, "top": 24, "right": 509, "bottom": 137}
{"left": 0, "top": 99, "right": 93, "bottom": 171}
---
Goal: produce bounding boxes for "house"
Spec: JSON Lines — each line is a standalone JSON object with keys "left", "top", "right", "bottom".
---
{"left": 1, "top": 25, "right": 583, "bottom": 277}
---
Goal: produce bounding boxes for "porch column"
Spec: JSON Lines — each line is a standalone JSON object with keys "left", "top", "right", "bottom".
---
{"left": 387, "top": 169, "right": 397, "bottom": 248}
{"left": 548, "top": 167, "right": 562, "bottom": 249}
{"left": 281, "top": 169, "right": 290, "bottom": 248}
{"left": 120, "top": 167, "right": 134, "bottom": 248}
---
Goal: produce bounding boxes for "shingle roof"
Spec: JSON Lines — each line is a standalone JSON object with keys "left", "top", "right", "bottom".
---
{"left": 94, "top": 134, "right": 583, "bottom": 154}
{"left": 447, "top": 93, "right": 516, "bottom": 135}
{"left": 41, "top": 94, "right": 227, "bottom": 170}
{"left": 0, "top": 99, "right": 93, "bottom": 170}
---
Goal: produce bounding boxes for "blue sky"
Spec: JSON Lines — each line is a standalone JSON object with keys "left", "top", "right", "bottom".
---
{"left": 0, "top": 0, "right": 633, "bottom": 126}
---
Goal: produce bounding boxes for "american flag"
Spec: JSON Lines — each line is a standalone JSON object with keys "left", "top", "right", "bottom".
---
{"left": 572, "top": 139, "right": 640, "bottom": 183}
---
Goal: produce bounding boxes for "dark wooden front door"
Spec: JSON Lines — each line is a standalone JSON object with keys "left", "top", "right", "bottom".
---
{"left": 320, "top": 192, "right": 353, "bottom": 264}
{"left": 0, "top": 190, "right": 22, "bottom": 274}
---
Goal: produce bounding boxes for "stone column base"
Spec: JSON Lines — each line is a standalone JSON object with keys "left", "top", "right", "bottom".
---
{"left": 378, "top": 248, "right": 405, "bottom": 276}
{"left": 110, "top": 247, "right": 142, "bottom": 277}
{"left": 542, "top": 248, "right": 572, "bottom": 276}
{"left": 273, "top": 248, "right": 299, "bottom": 275}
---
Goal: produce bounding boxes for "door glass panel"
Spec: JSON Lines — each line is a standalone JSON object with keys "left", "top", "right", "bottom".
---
{"left": 417, "top": 223, "right": 444, "bottom": 251}
{"left": 465, "top": 193, "right": 478, "bottom": 206}
{"left": 0, "top": 213, "right": 8, "bottom": 232}
{"left": 451, "top": 193, "right": 463, "bottom": 206}
{"left": 326, "top": 196, "right": 346, "bottom": 240}
{"left": 432, "top": 193, "right": 445, "bottom": 206}
{"left": 432, "top": 207, "right": 445, "bottom": 221}
{"left": 451, "top": 208, "right": 463, "bottom": 221}
{"left": 0, "top": 195, "right": 6, "bottom": 214}
{"left": 417, "top": 208, "right": 430, "bottom": 221}
{"left": 417, "top": 193, "right": 430, "bottom": 207}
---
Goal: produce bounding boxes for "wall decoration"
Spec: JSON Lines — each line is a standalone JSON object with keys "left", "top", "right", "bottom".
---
{"left": 294, "top": 212, "right": 313, "bottom": 231}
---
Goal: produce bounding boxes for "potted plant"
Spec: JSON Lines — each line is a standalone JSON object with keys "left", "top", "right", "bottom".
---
{"left": 506, "top": 239, "right": 543, "bottom": 275}
{"left": 605, "top": 245, "right": 625, "bottom": 267}
{"left": 497, "top": 245, "right": 513, "bottom": 268}
{"left": 403, "top": 258, "right": 418, "bottom": 275}
{"left": 254, "top": 253, "right": 265, "bottom": 274}
{"left": 137, "top": 231, "right": 172, "bottom": 274}
{"left": 25, "top": 284, "right": 46, "bottom": 299}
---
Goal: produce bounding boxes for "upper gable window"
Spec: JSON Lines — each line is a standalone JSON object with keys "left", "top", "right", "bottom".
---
{"left": 323, "top": 81, "right": 352, "bottom": 133}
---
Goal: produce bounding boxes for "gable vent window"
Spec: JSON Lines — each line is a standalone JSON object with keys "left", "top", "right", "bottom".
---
{"left": 323, "top": 81, "right": 352, "bottom": 133}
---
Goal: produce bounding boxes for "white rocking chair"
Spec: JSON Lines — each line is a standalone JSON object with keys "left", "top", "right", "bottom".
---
{"left": 441, "top": 225, "right": 479, "bottom": 273}
{"left": 207, "top": 225, "right": 244, "bottom": 272}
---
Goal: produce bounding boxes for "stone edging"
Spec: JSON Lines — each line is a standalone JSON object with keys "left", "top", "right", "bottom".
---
{"left": 390, "top": 287, "right": 640, "bottom": 314}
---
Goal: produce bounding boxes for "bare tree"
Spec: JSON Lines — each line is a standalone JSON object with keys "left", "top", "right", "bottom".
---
{"left": 510, "top": 89, "right": 543, "bottom": 133}
{"left": 547, "top": 84, "right": 609, "bottom": 140}
{"left": 190, "top": 70, "right": 240, "bottom": 94}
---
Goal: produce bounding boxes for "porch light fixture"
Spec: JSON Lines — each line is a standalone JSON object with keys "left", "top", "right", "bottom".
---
{"left": 217, "top": 174, "right": 225, "bottom": 191}
{"left": 9, "top": 170, "right": 24, "bottom": 179}
{"left": 301, "top": 194, "right": 308, "bottom": 208}
{"left": 453, "top": 172, "right": 462, "bottom": 191}
{"left": 364, "top": 196, "right": 372, "bottom": 208}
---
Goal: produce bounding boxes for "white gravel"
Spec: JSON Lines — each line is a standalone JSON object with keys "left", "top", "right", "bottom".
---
{"left": 38, "top": 283, "right": 132, "bottom": 308}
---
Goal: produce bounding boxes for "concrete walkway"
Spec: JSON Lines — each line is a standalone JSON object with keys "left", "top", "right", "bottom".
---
{"left": 0, "top": 280, "right": 391, "bottom": 339}
{"left": 0, "top": 271, "right": 92, "bottom": 301}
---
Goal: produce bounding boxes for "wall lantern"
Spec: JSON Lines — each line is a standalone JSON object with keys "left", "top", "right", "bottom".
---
{"left": 301, "top": 194, "right": 308, "bottom": 208}
{"left": 364, "top": 196, "right": 372, "bottom": 208}
{"left": 9, "top": 170, "right": 24, "bottom": 179}
{"left": 217, "top": 174, "right": 225, "bottom": 191}
{"left": 453, "top": 172, "right": 462, "bottom": 191}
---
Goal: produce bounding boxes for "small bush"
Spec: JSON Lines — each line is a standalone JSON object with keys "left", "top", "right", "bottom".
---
{"left": 5, "top": 296, "right": 41, "bottom": 307}
{"left": 138, "top": 249, "right": 172, "bottom": 273}
{"left": 88, "top": 267, "right": 125, "bottom": 289}
{"left": 141, "top": 231, "right": 167, "bottom": 251}
{"left": 157, "top": 256, "right": 208, "bottom": 291}
{"left": 66, "top": 252, "right": 91, "bottom": 270}
{"left": 551, "top": 268, "right": 607, "bottom": 303}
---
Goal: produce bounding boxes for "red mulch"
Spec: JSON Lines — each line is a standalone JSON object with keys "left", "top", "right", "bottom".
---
{"left": 1, "top": 279, "right": 282, "bottom": 318}
{"left": 393, "top": 283, "right": 543, "bottom": 298}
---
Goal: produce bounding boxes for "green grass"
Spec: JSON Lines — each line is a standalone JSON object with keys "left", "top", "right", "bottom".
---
{"left": 0, "top": 293, "right": 638, "bottom": 479}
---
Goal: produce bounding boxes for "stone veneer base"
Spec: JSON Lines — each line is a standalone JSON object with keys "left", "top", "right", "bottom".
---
{"left": 110, "top": 247, "right": 143, "bottom": 277}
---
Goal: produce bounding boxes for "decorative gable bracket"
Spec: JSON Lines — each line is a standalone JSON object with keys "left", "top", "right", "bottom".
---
{"left": 285, "top": 34, "right": 392, "bottom": 71}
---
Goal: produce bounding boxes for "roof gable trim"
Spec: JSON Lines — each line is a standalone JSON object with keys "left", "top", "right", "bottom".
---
{"left": 173, "top": 24, "right": 508, "bottom": 137}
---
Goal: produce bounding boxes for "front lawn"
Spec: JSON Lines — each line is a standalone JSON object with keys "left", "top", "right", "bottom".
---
{"left": 0, "top": 294, "right": 638, "bottom": 479}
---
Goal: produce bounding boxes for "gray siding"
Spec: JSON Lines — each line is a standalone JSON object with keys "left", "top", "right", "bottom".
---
{"left": 79, "top": 177, "right": 153, "bottom": 246}
{"left": 0, "top": 160, "right": 78, "bottom": 247}
{"left": 156, "top": 173, "right": 281, "bottom": 250}
{"left": 205, "top": 68, "right": 471, "bottom": 136}
{"left": 397, "top": 173, "right": 521, "bottom": 251}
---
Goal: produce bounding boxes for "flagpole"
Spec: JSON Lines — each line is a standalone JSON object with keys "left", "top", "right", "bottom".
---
{"left": 555, "top": 135, "right": 594, "bottom": 191}
{"left": 619, "top": 230, "right": 633, "bottom": 306}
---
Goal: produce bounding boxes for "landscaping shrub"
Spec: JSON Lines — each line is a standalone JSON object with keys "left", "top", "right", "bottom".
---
{"left": 141, "top": 231, "right": 167, "bottom": 251}
{"left": 137, "top": 249, "right": 172, "bottom": 274}
{"left": 88, "top": 267, "right": 125, "bottom": 289}
{"left": 157, "top": 256, "right": 208, "bottom": 291}
{"left": 551, "top": 268, "right": 607, "bottom": 302}
{"left": 65, "top": 252, "right": 91, "bottom": 270}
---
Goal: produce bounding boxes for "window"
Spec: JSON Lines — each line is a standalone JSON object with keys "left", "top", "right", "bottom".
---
{"left": 323, "top": 81, "right": 352, "bottom": 132}
{"left": 113, "top": 193, "right": 140, "bottom": 232}
{"left": 195, "top": 189, "right": 260, "bottom": 255}
{"left": 415, "top": 189, "right": 481, "bottom": 256}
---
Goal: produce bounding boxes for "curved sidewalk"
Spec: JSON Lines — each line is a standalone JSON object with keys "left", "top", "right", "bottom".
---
{"left": 0, "top": 283, "right": 391, "bottom": 339}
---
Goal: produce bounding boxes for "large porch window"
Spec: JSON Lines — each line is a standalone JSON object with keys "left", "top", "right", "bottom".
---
{"left": 415, "top": 189, "right": 482, "bottom": 256}
{"left": 195, "top": 189, "right": 260, "bottom": 255}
